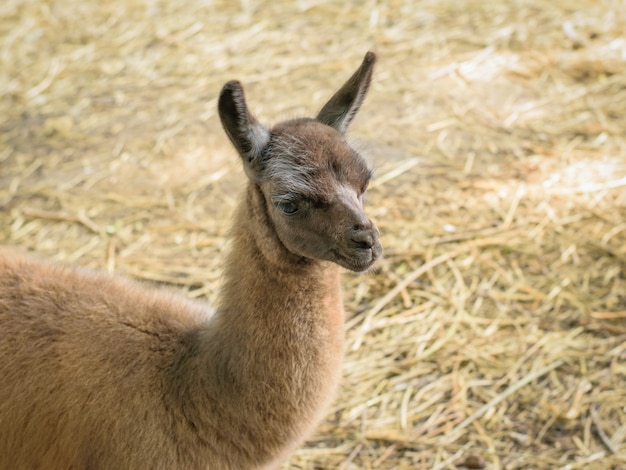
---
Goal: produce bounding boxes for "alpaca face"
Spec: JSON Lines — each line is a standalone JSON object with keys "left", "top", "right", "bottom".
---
{"left": 260, "top": 121, "right": 381, "bottom": 272}
{"left": 218, "top": 52, "right": 381, "bottom": 272}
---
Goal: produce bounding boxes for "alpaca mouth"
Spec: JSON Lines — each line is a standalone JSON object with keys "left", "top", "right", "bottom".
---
{"left": 332, "top": 246, "right": 381, "bottom": 272}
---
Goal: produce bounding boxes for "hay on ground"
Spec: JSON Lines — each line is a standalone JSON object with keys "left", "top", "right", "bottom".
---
{"left": 1, "top": 0, "right": 625, "bottom": 468}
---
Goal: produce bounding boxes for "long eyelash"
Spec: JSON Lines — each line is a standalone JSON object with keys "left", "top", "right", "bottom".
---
{"left": 271, "top": 193, "right": 297, "bottom": 203}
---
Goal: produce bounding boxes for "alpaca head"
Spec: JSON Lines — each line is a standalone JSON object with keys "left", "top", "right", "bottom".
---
{"left": 218, "top": 52, "right": 381, "bottom": 272}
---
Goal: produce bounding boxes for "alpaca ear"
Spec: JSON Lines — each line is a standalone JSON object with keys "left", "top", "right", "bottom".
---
{"left": 316, "top": 51, "right": 376, "bottom": 134}
{"left": 218, "top": 81, "right": 270, "bottom": 178}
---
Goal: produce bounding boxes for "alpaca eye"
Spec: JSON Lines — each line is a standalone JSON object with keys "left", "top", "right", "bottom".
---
{"left": 278, "top": 201, "right": 299, "bottom": 214}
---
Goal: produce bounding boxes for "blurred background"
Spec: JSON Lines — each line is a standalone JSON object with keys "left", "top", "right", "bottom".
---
{"left": 1, "top": 0, "right": 625, "bottom": 468}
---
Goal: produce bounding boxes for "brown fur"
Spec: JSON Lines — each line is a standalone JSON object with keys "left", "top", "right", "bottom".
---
{"left": 0, "top": 52, "right": 381, "bottom": 470}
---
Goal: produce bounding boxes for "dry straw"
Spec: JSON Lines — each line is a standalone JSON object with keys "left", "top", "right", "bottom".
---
{"left": 1, "top": 0, "right": 625, "bottom": 468}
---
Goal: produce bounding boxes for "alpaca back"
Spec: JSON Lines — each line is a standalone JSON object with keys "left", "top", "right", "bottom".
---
{"left": 0, "top": 251, "right": 212, "bottom": 469}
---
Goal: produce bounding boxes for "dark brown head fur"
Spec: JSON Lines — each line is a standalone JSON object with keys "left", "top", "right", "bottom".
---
{"left": 218, "top": 51, "right": 382, "bottom": 272}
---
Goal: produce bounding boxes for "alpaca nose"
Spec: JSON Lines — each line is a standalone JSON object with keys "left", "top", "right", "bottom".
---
{"left": 349, "top": 225, "right": 375, "bottom": 250}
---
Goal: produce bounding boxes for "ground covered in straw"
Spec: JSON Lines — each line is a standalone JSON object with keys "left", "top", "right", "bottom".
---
{"left": 1, "top": 0, "right": 625, "bottom": 468}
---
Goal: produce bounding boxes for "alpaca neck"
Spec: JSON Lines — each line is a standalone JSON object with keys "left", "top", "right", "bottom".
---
{"left": 217, "top": 183, "right": 344, "bottom": 355}
{"left": 172, "top": 184, "right": 345, "bottom": 464}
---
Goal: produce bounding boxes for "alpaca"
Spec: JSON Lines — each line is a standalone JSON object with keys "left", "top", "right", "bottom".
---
{"left": 0, "top": 52, "right": 381, "bottom": 470}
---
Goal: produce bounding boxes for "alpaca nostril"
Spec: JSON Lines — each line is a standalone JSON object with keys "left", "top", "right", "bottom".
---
{"left": 352, "top": 220, "right": 373, "bottom": 232}
{"left": 350, "top": 230, "right": 374, "bottom": 250}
